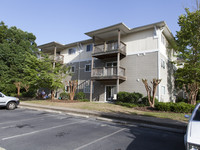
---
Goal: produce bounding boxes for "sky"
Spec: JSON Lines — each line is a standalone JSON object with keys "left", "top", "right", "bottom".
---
{"left": 0, "top": 0, "right": 196, "bottom": 46}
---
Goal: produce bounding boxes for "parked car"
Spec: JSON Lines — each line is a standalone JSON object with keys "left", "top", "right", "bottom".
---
{"left": 0, "top": 92, "right": 20, "bottom": 110}
{"left": 184, "top": 103, "right": 200, "bottom": 150}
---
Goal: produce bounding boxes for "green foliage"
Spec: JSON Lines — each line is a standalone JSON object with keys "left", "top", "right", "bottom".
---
{"left": 172, "top": 9, "right": 200, "bottom": 104}
{"left": 140, "top": 96, "right": 158, "bottom": 106}
{"left": 155, "top": 102, "right": 195, "bottom": 113}
{"left": 117, "top": 92, "right": 143, "bottom": 103}
{"left": 23, "top": 53, "right": 69, "bottom": 91}
{"left": 60, "top": 92, "right": 70, "bottom": 100}
{"left": 176, "top": 97, "right": 188, "bottom": 103}
{"left": 0, "top": 21, "right": 38, "bottom": 95}
{"left": 0, "top": 21, "right": 70, "bottom": 96}
{"left": 75, "top": 92, "right": 86, "bottom": 100}
{"left": 22, "top": 88, "right": 37, "bottom": 98}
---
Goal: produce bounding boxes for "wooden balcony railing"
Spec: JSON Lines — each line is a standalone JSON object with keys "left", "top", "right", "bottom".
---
{"left": 93, "top": 41, "right": 126, "bottom": 55}
{"left": 92, "top": 66, "right": 126, "bottom": 79}
{"left": 49, "top": 55, "right": 64, "bottom": 64}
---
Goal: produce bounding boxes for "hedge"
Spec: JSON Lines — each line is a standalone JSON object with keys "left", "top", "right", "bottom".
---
{"left": 75, "top": 92, "right": 86, "bottom": 100}
{"left": 117, "top": 92, "right": 143, "bottom": 104}
{"left": 60, "top": 92, "right": 70, "bottom": 100}
{"left": 155, "top": 102, "right": 195, "bottom": 113}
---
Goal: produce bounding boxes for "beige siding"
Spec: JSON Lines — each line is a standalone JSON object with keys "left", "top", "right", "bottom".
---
{"left": 61, "top": 44, "right": 92, "bottom": 64}
{"left": 122, "top": 29, "right": 158, "bottom": 55}
{"left": 160, "top": 53, "right": 175, "bottom": 102}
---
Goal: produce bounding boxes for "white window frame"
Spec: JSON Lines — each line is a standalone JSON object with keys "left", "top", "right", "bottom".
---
{"left": 161, "top": 59, "right": 165, "bottom": 69}
{"left": 86, "top": 44, "right": 93, "bottom": 52}
{"left": 85, "top": 64, "right": 91, "bottom": 72}
{"left": 161, "top": 86, "right": 165, "bottom": 95}
{"left": 68, "top": 48, "right": 76, "bottom": 55}
{"left": 161, "top": 34, "right": 166, "bottom": 45}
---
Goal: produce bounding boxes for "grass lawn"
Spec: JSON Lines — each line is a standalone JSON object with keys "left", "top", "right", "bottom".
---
{"left": 22, "top": 100, "right": 189, "bottom": 122}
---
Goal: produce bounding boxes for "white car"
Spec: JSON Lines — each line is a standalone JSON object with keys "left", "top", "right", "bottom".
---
{"left": 0, "top": 92, "right": 20, "bottom": 110}
{"left": 184, "top": 103, "right": 200, "bottom": 150}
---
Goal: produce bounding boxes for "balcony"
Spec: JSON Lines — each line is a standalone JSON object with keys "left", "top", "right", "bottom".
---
{"left": 49, "top": 55, "right": 64, "bottom": 64}
{"left": 92, "top": 41, "right": 126, "bottom": 59}
{"left": 91, "top": 66, "right": 126, "bottom": 81}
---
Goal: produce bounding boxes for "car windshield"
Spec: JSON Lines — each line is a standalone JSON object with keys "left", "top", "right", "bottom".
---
{"left": 193, "top": 107, "right": 200, "bottom": 121}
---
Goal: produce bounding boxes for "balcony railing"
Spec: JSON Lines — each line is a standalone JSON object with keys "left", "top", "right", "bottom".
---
{"left": 49, "top": 55, "right": 64, "bottom": 64}
{"left": 92, "top": 66, "right": 126, "bottom": 79}
{"left": 93, "top": 41, "right": 126, "bottom": 55}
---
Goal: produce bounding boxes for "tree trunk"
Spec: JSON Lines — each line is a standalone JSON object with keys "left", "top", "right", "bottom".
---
{"left": 68, "top": 80, "right": 78, "bottom": 101}
{"left": 183, "top": 83, "right": 199, "bottom": 105}
{"left": 14, "top": 82, "right": 21, "bottom": 97}
{"left": 142, "top": 79, "right": 161, "bottom": 108}
{"left": 51, "top": 90, "right": 55, "bottom": 100}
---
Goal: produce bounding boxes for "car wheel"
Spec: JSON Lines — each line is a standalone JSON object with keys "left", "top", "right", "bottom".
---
{"left": 6, "top": 102, "right": 17, "bottom": 110}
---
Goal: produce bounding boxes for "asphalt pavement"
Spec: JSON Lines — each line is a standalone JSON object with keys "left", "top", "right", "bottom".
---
{"left": 0, "top": 107, "right": 185, "bottom": 150}
{"left": 19, "top": 101, "right": 187, "bottom": 133}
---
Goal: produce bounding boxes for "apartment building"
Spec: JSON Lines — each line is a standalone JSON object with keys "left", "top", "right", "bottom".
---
{"left": 38, "top": 21, "right": 176, "bottom": 102}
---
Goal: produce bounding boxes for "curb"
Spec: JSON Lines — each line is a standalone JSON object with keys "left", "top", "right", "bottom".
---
{"left": 19, "top": 102, "right": 187, "bottom": 134}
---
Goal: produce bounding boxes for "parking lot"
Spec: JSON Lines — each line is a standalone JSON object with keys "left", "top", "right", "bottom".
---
{"left": 0, "top": 107, "right": 184, "bottom": 150}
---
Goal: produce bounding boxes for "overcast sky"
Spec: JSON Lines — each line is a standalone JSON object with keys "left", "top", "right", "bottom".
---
{"left": 0, "top": 0, "right": 196, "bottom": 45}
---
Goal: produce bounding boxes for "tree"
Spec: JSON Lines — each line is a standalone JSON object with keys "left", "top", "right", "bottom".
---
{"left": 23, "top": 53, "right": 70, "bottom": 100}
{"left": 173, "top": 8, "right": 200, "bottom": 105}
{"left": 66, "top": 80, "right": 78, "bottom": 101}
{"left": 142, "top": 79, "right": 161, "bottom": 108}
{"left": 0, "top": 21, "right": 38, "bottom": 95}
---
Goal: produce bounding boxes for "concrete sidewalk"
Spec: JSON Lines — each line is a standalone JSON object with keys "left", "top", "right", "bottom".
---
{"left": 19, "top": 102, "right": 187, "bottom": 133}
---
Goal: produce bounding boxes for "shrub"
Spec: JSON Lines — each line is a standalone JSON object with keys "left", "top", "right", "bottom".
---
{"left": 117, "top": 92, "right": 130, "bottom": 103}
{"left": 60, "top": 92, "right": 70, "bottom": 100}
{"left": 117, "top": 92, "right": 143, "bottom": 104}
{"left": 75, "top": 92, "right": 86, "bottom": 100}
{"left": 140, "top": 96, "right": 158, "bottom": 106}
{"left": 22, "top": 89, "right": 37, "bottom": 98}
{"left": 176, "top": 97, "right": 188, "bottom": 103}
{"left": 155, "top": 102, "right": 195, "bottom": 113}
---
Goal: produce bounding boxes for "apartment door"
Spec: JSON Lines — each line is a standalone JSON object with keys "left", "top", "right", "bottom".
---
{"left": 106, "top": 86, "right": 117, "bottom": 101}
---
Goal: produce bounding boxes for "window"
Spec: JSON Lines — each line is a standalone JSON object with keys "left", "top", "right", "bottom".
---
{"left": 161, "top": 59, "right": 165, "bottom": 69}
{"left": 161, "top": 86, "right": 165, "bottom": 95}
{"left": 106, "top": 62, "right": 117, "bottom": 67}
{"left": 68, "top": 48, "right": 76, "bottom": 55}
{"left": 85, "top": 64, "right": 91, "bottom": 72}
{"left": 161, "top": 34, "right": 166, "bottom": 45}
{"left": 86, "top": 44, "right": 93, "bottom": 52}
{"left": 70, "top": 66, "right": 75, "bottom": 73}
{"left": 84, "top": 83, "right": 93, "bottom": 93}
{"left": 65, "top": 86, "right": 70, "bottom": 93}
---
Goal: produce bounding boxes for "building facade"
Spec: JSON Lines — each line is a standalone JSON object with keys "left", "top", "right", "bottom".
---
{"left": 38, "top": 21, "right": 176, "bottom": 102}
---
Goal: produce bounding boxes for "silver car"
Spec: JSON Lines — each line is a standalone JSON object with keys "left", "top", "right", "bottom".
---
{"left": 184, "top": 103, "right": 200, "bottom": 150}
{"left": 0, "top": 92, "right": 20, "bottom": 110}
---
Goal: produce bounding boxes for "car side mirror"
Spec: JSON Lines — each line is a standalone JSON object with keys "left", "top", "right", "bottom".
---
{"left": 185, "top": 115, "right": 190, "bottom": 119}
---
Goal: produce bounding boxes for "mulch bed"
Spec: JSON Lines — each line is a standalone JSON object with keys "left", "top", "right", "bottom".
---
{"left": 134, "top": 106, "right": 159, "bottom": 112}
{"left": 46, "top": 99, "right": 81, "bottom": 103}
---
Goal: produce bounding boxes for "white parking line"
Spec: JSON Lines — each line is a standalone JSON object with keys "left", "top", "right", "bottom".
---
{"left": 0, "top": 114, "right": 57, "bottom": 126}
{"left": 74, "top": 128, "right": 126, "bottom": 150}
{"left": 2, "top": 120, "right": 87, "bottom": 141}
